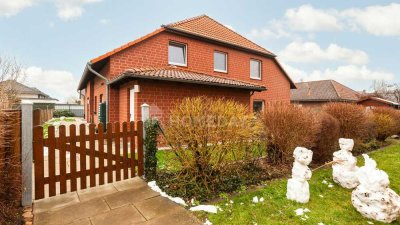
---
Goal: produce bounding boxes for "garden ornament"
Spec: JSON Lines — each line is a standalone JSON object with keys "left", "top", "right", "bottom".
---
{"left": 332, "top": 138, "right": 360, "bottom": 189}
{"left": 287, "top": 147, "right": 313, "bottom": 203}
{"left": 351, "top": 154, "right": 400, "bottom": 223}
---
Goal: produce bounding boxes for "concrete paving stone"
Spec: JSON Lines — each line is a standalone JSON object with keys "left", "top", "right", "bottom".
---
{"left": 134, "top": 196, "right": 185, "bottom": 221}
{"left": 138, "top": 208, "right": 202, "bottom": 225}
{"left": 34, "top": 198, "right": 110, "bottom": 225}
{"left": 113, "top": 177, "right": 147, "bottom": 192}
{"left": 90, "top": 205, "right": 146, "bottom": 225}
{"left": 66, "top": 218, "right": 92, "bottom": 225}
{"left": 104, "top": 186, "right": 160, "bottom": 209}
{"left": 77, "top": 183, "right": 118, "bottom": 202}
{"left": 33, "top": 192, "right": 80, "bottom": 214}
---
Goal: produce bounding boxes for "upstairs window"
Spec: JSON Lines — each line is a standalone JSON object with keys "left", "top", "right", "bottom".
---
{"left": 168, "top": 42, "right": 187, "bottom": 66}
{"left": 214, "top": 51, "right": 227, "bottom": 72}
{"left": 250, "top": 59, "right": 261, "bottom": 80}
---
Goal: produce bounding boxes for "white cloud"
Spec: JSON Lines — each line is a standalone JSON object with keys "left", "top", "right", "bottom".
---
{"left": 247, "top": 20, "right": 291, "bottom": 39}
{"left": 279, "top": 41, "right": 369, "bottom": 65}
{"left": 283, "top": 63, "right": 394, "bottom": 84}
{"left": 99, "top": 18, "right": 110, "bottom": 25}
{"left": 343, "top": 3, "right": 400, "bottom": 36}
{"left": 285, "top": 5, "right": 342, "bottom": 32}
{"left": 54, "top": 0, "right": 102, "bottom": 21}
{"left": 23, "top": 66, "right": 79, "bottom": 101}
{"left": 0, "top": 0, "right": 36, "bottom": 17}
{"left": 0, "top": 0, "right": 101, "bottom": 20}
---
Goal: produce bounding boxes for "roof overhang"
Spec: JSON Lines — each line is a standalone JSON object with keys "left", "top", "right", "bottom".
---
{"left": 110, "top": 72, "right": 267, "bottom": 92}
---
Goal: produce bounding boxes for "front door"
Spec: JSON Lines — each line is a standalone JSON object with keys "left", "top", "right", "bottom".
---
{"left": 130, "top": 88, "right": 135, "bottom": 121}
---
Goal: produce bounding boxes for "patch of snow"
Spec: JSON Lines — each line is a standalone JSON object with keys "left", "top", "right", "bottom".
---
{"left": 190, "top": 205, "right": 219, "bottom": 214}
{"left": 147, "top": 181, "right": 187, "bottom": 206}
{"left": 252, "top": 196, "right": 259, "bottom": 203}
{"left": 304, "top": 208, "right": 310, "bottom": 213}
{"left": 318, "top": 223, "right": 324, "bottom": 225}
{"left": 319, "top": 194, "right": 324, "bottom": 198}
{"left": 240, "top": 202, "right": 244, "bottom": 205}
{"left": 204, "top": 218, "right": 212, "bottom": 225}
{"left": 328, "top": 184, "right": 334, "bottom": 188}
{"left": 295, "top": 208, "right": 305, "bottom": 216}
{"left": 322, "top": 180, "right": 328, "bottom": 184}
{"left": 259, "top": 197, "right": 264, "bottom": 202}
{"left": 229, "top": 200, "right": 234, "bottom": 204}
{"left": 367, "top": 221, "right": 374, "bottom": 225}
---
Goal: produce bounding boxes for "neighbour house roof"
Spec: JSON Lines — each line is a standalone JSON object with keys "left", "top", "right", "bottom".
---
{"left": 110, "top": 66, "right": 267, "bottom": 91}
{"left": 78, "top": 15, "right": 296, "bottom": 90}
{"left": 357, "top": 96, "right": 400, "bottom": 106}
{"left": 291, "top": 80, "right": 359, "bottom": 102}
{"left": 0, "top": 80, "right": 57, "bottom": 100}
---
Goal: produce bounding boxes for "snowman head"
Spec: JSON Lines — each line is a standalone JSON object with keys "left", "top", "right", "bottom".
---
{"left": 339, "top": 138, "right": 354, "bottom": 152}
{"left": 293, "top": 147, "right": 313, "bottom": 165}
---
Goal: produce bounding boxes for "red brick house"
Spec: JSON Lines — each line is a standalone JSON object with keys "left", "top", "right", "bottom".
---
{"left": 357, "top": 96, "right": 400, "bottom": 109}
{"left": 77, "top": 15, "right": 296, "bottom": 124}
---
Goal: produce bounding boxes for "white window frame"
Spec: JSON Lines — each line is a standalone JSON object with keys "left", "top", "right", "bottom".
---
{"left": 250, "top": 59, "right": 262, "bottom": 80}
{"left": 214, "top": 51, "right": 228, "bottom": 73}
{"left": 168, "top": 41, "right": 187, "bottom": 67}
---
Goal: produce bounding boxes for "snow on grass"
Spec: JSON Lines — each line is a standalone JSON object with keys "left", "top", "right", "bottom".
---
{"left": 148, "top": 181, "right": 187, "bottom": 206}
{"left": 204, "top": 218, "right": 212, "bottom": 225}
{"left": 190, "top": 205, "right": 219, "bottom": 214}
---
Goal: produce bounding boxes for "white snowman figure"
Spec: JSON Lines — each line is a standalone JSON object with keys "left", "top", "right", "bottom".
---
{"left": 287, "top": 147, "right": 313, "bottom": 203}
{"left": 332, "top": 138, "right": 360, "bottom": 189}
{"left": 352, "top": 154, "right": 400, "bottom": 223}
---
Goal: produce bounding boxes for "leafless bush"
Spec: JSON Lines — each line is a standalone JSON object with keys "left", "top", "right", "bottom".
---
{"left": 312, "top": 112, "right": 340, "bottom": 163}
{"left": 164, "top": 97, "right": 263, "bottom": 194}
{"left": 371, "top": 107, "right": 399, "bottom": 141}
{"left": 0, "top": 56, "right": 24, "bottom": 224}
{"left": 262, "top": 102, "right": 318, "bottom": 164}
{"left": 323, "top": 103, "right": 370, "bottom": 142}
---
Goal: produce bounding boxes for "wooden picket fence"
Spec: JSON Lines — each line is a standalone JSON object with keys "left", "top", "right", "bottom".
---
{"left": 33, "top": 109, "right": 53, "bottom": 126}
{"left": 33, "top": 121, "right": 144, "bottom": 200}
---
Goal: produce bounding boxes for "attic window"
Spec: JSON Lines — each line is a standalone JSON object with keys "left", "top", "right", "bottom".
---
{"left": 168, "top": 42, "right": 187, "bottom": 66}
{"left": 214, "top": 51, "right": 227, "bottom": 73}
{"left": 250, "top": 59, "right": 261, "bottom": 80}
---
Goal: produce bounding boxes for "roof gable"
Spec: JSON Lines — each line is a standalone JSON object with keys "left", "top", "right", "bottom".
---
{"left": 163, "top": 15, "right": 274, "bottom": 56}
{"left": 291, "top": 80, "right": 359, "bottom": 102}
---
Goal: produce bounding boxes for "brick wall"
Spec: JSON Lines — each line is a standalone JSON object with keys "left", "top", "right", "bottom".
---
{"left": 358, "top": 99, "right": 392, "bottom": 108}
{"left": 84, "top": 30, "right": 292, "bottom": 123}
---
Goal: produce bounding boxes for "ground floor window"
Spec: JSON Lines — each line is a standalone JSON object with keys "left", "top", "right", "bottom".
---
{"left": 253, "top": 100, "right": 264, "bottom": 113}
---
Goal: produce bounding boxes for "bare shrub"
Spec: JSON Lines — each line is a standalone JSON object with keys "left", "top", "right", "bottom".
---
{"left": 371, "top": 107, "right": 399, "bottom": 141}
{"left": 323, "top": 103, "right": 369, "bottom": 142}
{"left": 262, "top": 102, "right": 318, "bottom": 164}
{"left": 164, "top": 97, "right": 263, "bottom": 194}
{"left": 312, "top": 113, "right": 340, "bottom": 163}
{"left": 0, "top": 56, "right": 24, "bottom": 224}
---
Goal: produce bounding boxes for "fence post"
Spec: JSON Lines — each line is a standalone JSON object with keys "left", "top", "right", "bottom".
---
{"left": 141, "top": 103, "right": 150, "bottom": 177}
{"left": 21, "top": 100, "right": 33, "bottom": 206}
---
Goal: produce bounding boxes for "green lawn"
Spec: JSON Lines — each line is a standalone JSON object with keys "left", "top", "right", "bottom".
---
{"left": 197, "top": 143, "right": 400, "bottom": 225}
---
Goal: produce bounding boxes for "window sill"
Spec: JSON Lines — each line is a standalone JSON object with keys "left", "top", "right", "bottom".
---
{"left": 168, "top": 62, "right": 187, "bottom": 67}
{"left": 250, "top": 77, "right": 262, "bottom": 80}
{"left": 214, "top": 69, "right": 228, "bottom": 73}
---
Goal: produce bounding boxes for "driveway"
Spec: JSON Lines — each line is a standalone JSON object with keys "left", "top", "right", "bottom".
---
{"left": 33, "top": 178, "right": 201, "bottom": 225}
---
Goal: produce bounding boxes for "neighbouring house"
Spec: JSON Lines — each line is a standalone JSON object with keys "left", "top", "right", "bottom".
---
{"left": 291, "top": 80, "right": 359, "bottom": 109}
{"left": 77, "top": 15, "right": 296, "bottom": 124}
{"left": 357, "top": 96, "right": 400, "bottom": 109}
{"left": 0, "top": 80, "right": 58, "bottom": 109}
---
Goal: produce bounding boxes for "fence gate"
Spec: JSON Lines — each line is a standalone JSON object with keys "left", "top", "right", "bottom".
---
{"left": 33, "top": 121, "right": 144, "bottom": 200}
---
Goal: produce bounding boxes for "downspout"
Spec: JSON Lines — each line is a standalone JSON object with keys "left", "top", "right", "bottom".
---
{"left": 86, "top": 62, "right": 109, "bottom": 123}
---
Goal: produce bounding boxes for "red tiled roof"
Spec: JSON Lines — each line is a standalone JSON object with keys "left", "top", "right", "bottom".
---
{"left": 291, "top": 80, "right": 359, "bottom": 102}
{"left": 110, "top": 66, "right": 266, "bottom": 91}
{"left": 163, "top": 15, "right": 275, "bottom": 56}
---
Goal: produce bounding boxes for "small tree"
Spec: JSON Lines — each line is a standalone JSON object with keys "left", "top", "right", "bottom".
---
{"left": 144, "top": 118, "right": 159, "bottom": 181}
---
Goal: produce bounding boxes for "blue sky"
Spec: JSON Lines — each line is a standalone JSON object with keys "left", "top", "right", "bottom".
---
{"left": 0, "top": 0, "right": 399, "bottom": 101}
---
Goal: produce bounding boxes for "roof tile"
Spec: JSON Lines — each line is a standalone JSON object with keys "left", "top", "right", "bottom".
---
{"left": 112, "top": 66, "right": 266, "bottom": 91}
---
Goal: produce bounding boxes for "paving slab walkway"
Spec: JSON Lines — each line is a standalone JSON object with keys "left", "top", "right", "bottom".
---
{"left": 33, "top": 178, "right": 201, "bottom": 225}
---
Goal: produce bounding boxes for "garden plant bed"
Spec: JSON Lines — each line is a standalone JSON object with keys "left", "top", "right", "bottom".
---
{"left": 192, "top": 141, "right": 400, "bottom": 225}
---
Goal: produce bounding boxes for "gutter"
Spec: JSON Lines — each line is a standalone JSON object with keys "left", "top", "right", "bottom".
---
{"left": 86, "top": 62, "right": 109, "bottom": 123}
